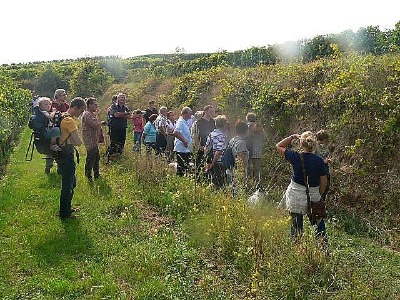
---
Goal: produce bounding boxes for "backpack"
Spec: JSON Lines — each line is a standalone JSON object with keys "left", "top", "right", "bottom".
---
{"left": 221, "top": 145, "right": 235, "bottom": 169}
{"left": 25, "top": 112, "right": 66, "bottom": 161}
{"left": 28, "top": 107, "right": 48, "bottom": 133}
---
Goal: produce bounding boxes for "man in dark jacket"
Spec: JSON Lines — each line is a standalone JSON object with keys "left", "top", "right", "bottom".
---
{"left": 192, "top": 105, "right": 216, "bottom": 181}
{"left": 106, "top": 93, "right": 131, "bottom": 162}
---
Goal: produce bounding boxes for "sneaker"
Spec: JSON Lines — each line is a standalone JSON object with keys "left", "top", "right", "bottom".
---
{"left": 50, "top": 144, "right": 62, "bottom": 152}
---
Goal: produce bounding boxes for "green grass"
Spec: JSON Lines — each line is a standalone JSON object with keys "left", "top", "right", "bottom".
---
{"left": 0, "top": 129, "right": 399, "bottom": 299}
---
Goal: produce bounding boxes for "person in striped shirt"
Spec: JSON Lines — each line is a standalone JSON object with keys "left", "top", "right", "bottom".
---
{"left": 205, "top": 115, "right": 228, "bottom": 189}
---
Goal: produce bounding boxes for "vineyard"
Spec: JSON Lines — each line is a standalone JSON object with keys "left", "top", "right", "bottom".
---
{"left": 1, "top": 21, "right": 400, "bottom": 298}
{"left": 0, "top": 75, "right": 30, "bottom": 171}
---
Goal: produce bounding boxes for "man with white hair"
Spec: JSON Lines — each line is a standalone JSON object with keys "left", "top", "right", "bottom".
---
{"left": 173, "top": 107, "right": 193, "bottom": 176}
{"left": 52, "top": 89, "right": 69, "bottom": 112}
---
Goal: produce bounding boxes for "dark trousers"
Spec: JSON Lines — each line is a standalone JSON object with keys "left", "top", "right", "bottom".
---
{"left": 45, "top": 157, "right": 54, "bottom": 171}
{"left": 209, "top": 163, "right": 226, "bottom": 188}
{"left": 57, "top": 153, "right": 76, "bottom": 218}
{"left": 85, "top": 146, "right": 100, "bottom": 179}
{"left": 290, "top": 212, "right": 326, "bottom": 240}
{"left": 155, "top": 133, "right": 167, "bottom": 155}
{"left": 107, "top": 127, "right": 127, "bottom": 159}
{"left": 145, "top": 142, "right": 157, "bottom": 155}
{"left": 195, "top": 149, "right": 207, "bottom": 181}
{"left": 176, "top": 152, "right": 190, "bottom": 176}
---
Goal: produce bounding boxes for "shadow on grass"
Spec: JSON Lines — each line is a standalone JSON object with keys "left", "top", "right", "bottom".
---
{"left": 33, "top": 218, "right": 94, "bottom": 266}
{"left": 87, "top": 177, "right": 112, "bottom": 198}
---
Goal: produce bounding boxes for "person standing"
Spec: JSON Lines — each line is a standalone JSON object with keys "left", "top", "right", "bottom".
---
{"left": 205, "top": 115, "right": 228, "bottom": 189}
{"left": 315, "top": 129, "right": 332, "bottom": 201}
{"left": 227, "top": 120, "right": 250, "bottom": 196}
{"left": 106, "top": 95, "right": 118, "bottom": 134}
{"left": 82, "top": 97, "right": 104, "bottom": 180}
{"left": 131, "top": 109, "right": 145, "bottom": 152}
{"left": 246, "top": 113, "right": 265, "bottom": 183}
{"left": 173, "top": 107, "right": 193, "bottom": 176}
{"left": 106, "top": 93, "right": 131, "bottom": 162}
{"left": 142, "top": 114, "right": 158, "bottom": 155}
{"left": 56, "top": 97, "right": 86, "bottom": 219}
{"left": 143, "top": 99, "right": 158, "bottom": 122}
{"left": 276, "top": 131, "right": 328, "bottom": 242}
{"left": 165, "top": 111, "right": 176, "bottom": 162}
{"left": 155, "top": 106, "right": 168, "bottom": 155}
{"left": 45, "top": 89, "right": 70, "bottom": 174}
{"left": 192, "top": 105, "right": 216, "bottom": 181}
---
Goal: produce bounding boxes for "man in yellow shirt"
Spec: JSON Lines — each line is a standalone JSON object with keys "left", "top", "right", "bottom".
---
{"left": 56, "top": 97, "right": 86, "bottom": 219}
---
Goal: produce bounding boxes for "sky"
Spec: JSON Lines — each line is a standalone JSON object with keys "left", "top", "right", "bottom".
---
{"left": 1, "top": 0, "right": 400, "bottom": 65}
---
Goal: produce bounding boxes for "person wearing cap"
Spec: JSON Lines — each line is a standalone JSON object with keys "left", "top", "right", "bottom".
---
{"left": 45, "top": 88, "right": 70, "bottom": 174}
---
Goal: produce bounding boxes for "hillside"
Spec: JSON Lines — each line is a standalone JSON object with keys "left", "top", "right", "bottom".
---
{"left": 96, "top": 53, "right": 400, "bottom": 251}
{"left": 1, "top": 43, "right": 400, "bottom": 297}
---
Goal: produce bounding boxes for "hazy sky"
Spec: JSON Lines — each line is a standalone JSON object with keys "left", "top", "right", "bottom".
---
{"left": 1, "top": 0, "right": 400, "bottom": 64}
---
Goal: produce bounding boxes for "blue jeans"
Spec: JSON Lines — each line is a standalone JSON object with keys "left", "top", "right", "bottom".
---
{"left": 44, "top": 127, "right": 60, "bottom": 140}
{"left": 134, "top": 132, "right": 142, "bottom": 145}
{"left": 57, "top": 152, "right": 76, "bottom": 217}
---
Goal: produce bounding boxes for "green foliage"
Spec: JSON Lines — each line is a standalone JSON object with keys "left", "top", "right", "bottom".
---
{"left": 69, "top": 60, "right": 114, "bottom": 98}
{"left": 0, "top": 121, "right": 399, "bottom": 298}
{"left": 171, "top": 69, "right": 216, "bottom": 108}
{"left": 303, "top": 35, "right": 336, "bottom": 63}
{"left": 34, "top": 64, "right": 68, "bottom": 97}
{"left": 0, "top": 75, "right": 30, "bottom": 165}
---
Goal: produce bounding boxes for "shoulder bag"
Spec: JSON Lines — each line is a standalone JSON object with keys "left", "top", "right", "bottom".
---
{"left": 300, "top": 152, "right": 327, "bottom": 221}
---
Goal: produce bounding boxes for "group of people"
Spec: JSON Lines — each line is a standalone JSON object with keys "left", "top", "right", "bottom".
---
{"left": 32, "top": 89, "right": 103, "bottom": 218}
{"left": 32, "top": 90, "right": 333, "bottom": 249}
{"left": 106, "top": 99, "right": 266, "bottom": 189}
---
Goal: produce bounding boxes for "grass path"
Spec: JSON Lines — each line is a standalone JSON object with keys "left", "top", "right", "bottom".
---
{"left": 0, "top": 129, "right": 400, "bottom": 299}
{"left": 0, "top": 130, "right": 241, "bottom": 299}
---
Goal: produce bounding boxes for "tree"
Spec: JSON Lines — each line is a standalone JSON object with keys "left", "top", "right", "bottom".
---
{"left": 35, "top": 64, "right": 65, "bottom": 97}
{"left": 302, "top": 35, "right": 335, "bottom": 63}
{"left": 356, "top": 26, "right": 387, "bottom": 55}
{"left": 69, "top": 60, "right": 113, "bottom": 98}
